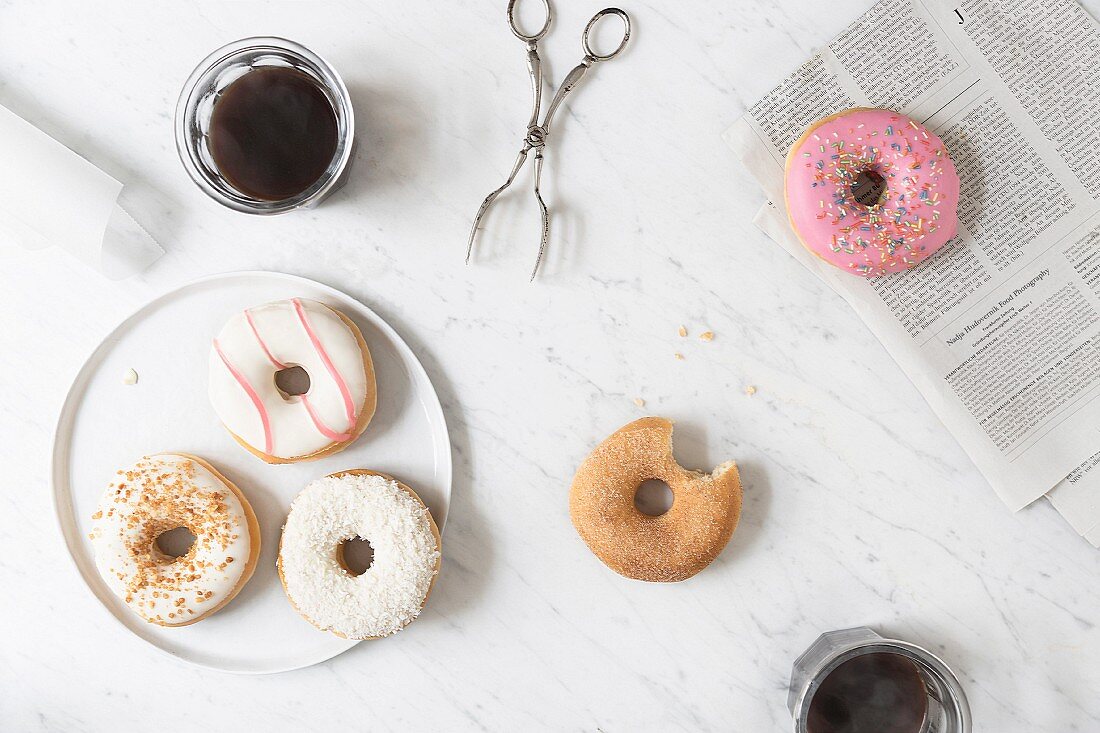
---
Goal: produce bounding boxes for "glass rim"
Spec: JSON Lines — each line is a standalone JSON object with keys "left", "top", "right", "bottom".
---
{"left": 174, "top": 36, "right": 355, "bottom": 215}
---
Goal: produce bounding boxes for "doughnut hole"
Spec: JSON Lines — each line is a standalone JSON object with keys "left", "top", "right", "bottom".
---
{"left": 337, "top": 536, "right": 375, "bottom": 577}
{"left": 274, "top": 365, "right": 311, "bottom": 399}
{"left": 634, "top": 479, "right": 674, "bottom": 516}
{"left": 852, "top": 167, "right": 887, "bottom": 207}
{"left": 154, "top": 526, "right": 196, "bottom": 560}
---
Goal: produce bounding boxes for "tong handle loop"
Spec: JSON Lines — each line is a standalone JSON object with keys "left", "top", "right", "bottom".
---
{"left": 582, "top": 8, "right": 631, "bottom": 63}
{"left": 507, "top": 0, "right": 552, "bottom": 42}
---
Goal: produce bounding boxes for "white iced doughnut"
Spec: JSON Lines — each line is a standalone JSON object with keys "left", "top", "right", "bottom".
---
{"left": 209, "top": 298, "right": 376, "bottom": 463}
{"left": 278, "top": 470, "right": 442, "bottom": 640}
{"left": 89, "top": 454, "right": 260, "bottom": 626}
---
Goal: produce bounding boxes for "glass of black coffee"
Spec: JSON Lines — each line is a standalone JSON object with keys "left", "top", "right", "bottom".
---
{"left": 176, "top": 37, "right": 354, "bottom": 214}
{"left": 788, "top": 627, "right": 971, "bottom": 733}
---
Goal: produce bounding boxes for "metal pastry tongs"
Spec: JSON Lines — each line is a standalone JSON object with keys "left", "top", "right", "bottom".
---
{"left": 465, "top": 0, "right": 631, "bottom": 280}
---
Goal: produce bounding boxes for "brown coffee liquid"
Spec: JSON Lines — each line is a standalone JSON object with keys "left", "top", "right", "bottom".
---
{"left": 208, "top": 66, "right": 338, "bottom": 201}
{"left": 807, "top": 652, "right": 928, "bottom": 733}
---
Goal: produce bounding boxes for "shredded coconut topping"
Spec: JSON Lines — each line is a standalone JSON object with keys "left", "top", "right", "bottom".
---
{"left": 279, "top": 473, "right": 440, "bottom": 639}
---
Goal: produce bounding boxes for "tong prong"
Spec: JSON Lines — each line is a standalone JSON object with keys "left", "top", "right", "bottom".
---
{"left": 530, "top": 149, "right": 549, "bottom": 281}
{"left": 466, "top": 146, "right": 531, "bottom": 264}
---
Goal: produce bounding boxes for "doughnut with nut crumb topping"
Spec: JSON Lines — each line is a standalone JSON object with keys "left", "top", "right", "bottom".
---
{"left": 89, "top": 453, "right": 260, "bottom": 626}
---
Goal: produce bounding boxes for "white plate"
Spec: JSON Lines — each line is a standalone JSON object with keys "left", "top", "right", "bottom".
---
{"left": 51, "top": 271, "right": 451, "bottom": 674}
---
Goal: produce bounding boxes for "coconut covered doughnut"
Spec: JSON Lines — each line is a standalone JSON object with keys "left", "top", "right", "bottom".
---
{"left": 278, "top": 470, "right": 441, "bottom": 639}
{"left": 89, "top": 454, "right": 260, "bottom": 626}
{"left": 570, "top": 417, "right": 742, "bottom": 582}
{"left": 209, "top": 298, "right": 376, "bottom": 464}
{"left": 785, "top": 108, "right": 960, "bottom": 277}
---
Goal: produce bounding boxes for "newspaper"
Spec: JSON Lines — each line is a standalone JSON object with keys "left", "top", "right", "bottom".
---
{"left": 725, "top": 0, "right": 1100, "bottom": 545}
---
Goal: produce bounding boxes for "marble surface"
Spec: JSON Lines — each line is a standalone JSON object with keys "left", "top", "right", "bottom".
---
{"left": 1, "top": 0, "right": 1098, "bottom": 730}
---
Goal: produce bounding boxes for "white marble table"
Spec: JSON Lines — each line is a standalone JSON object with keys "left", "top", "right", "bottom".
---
{"left": 2, "top": 1, "right": 1098, "bottom": 729}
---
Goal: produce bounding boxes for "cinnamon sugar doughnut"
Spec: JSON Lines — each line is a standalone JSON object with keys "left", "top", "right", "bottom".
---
{"left": 569, "top": 417, "right": 742, "bottom": 582}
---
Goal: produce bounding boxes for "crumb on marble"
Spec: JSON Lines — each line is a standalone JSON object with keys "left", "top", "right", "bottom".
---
{"left": 633, "top": 397, "right": 646, "bottom": 407}
{"left": 677, "top": 325, "right": 688, "bottom": 337}
{"left": 745, "top": 385, "right": 757, "bottom": 396}
{"left": 123, "top": 368, "right": 139, "bottom": 385}
{"left": 699, "top": 331, "right": 715, "bottom": 342}
{"left": 674, "top": 352, "right": 684, "bottom": 361}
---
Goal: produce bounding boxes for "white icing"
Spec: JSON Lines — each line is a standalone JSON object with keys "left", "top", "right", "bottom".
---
{"left": 208, "top": 298, "right": 370, "bottom": 460}
{"left": 279, "top": 473, "right": 440, "bottom": 639}
{"left": 89, "top": 454, "right": 253, "bottom": 626}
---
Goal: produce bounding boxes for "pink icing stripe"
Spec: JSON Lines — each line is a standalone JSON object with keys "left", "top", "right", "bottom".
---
{"left": 214, "top": 339, "right": 273, "bottom": 454}
{"left": 292, "top": 298, "right": 356, "bottom": 431}
{"left": 245, "top": 309, "right": 287, "bottom": 369}
{"left": 301, "top": 396, "right": 353, "bottom": 442}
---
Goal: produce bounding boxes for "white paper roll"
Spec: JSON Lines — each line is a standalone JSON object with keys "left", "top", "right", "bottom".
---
{"left": 0, "top": 103, "right": 162, "bottom": 278}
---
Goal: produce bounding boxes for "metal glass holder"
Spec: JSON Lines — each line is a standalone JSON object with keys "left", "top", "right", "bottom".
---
{"left": 788, "top": 626, "right": 972, "bottom": 733}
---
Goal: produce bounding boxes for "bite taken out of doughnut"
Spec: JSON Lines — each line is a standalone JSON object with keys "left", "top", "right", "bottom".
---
{"left": 569, "top": 417, "right": 742, "bottom": 582}
{"left": 88, "top": 453, "right": 261, "bottom": 626}
{"left": 785, "top": 108, "right": 960, "bottom": 277}
{"left": 209, "top": 298, "right": 376, "bottom": 464}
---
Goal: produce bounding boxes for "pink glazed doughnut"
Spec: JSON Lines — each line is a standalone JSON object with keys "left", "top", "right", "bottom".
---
{"left": 784, "top": 108, "right": 960, "bottom": 277}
